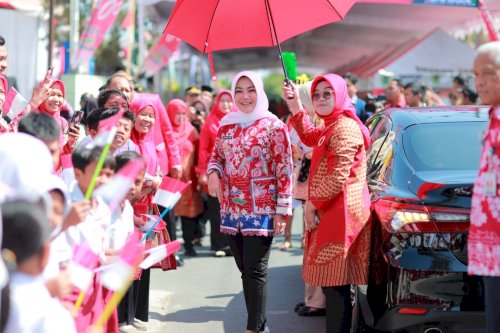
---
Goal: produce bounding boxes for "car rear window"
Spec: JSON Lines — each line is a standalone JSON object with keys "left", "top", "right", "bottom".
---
{"left": 403, "top": 122, "right": 487, "bottom": 171}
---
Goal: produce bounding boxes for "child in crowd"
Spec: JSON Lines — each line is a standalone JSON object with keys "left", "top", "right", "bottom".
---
{"left": 2, "top": 200, "right": 76, "bottom": 333}
{"left": 99, "top": 108, "right": 139, "bottom": 156}
{"left": 65, "top": 146, "right": 117, "bottom": 333}
{"left": 114, "top": 151, "right": 149, "bottom": 331}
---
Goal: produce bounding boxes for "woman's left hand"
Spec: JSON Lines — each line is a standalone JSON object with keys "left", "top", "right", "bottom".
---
{"left": 66, "top": 124, "right": 80, "bottom": 147}
{"left": 273, "top": 214, "right": 287, "bottom": 235}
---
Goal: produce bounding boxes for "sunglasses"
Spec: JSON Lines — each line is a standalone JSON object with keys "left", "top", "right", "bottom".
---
{"left": 312, "top": 90, "right": 334, "bottom": 102}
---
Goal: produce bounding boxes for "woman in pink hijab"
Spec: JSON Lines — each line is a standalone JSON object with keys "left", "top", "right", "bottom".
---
{"left": 35, "top": 79, "right": 80, "bottom": 155}
{"left": 283, "top": 74, "right": 371, "bottom": 333}
{"left": 167, "top": 99, "right": 203, "bottom": 256}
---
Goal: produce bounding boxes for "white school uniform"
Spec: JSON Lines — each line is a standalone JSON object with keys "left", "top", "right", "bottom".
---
{"left": 104, "top": 200, "right": 135, "bottom": 251}
{"left": 4, "top": 272, "right": 76, "bottom": 333}
{"left": 65, "top": 182, "right": 112, "bottom": 263}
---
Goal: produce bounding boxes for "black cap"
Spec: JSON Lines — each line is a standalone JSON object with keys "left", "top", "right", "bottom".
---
{"left": 201, "top": 85, "right": 214, "bottom": 93}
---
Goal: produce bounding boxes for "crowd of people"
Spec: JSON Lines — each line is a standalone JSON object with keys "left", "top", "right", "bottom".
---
{"left": 0, "top": 29, "right": 498, "bottom": 333}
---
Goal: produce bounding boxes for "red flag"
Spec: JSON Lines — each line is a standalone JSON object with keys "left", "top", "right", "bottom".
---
{"left": 93, "top": 109, "right": 125, "bottom": 146}
{"left": 139, "top": 241, "right": 181, "bottom": 269}
{"left": 68, "top": 243, "right": 99, "bottom": 290}
{"left": 100, "top": 230, "right": 144, "bottom": 291}
{"left": 94, "top": 160, "right": 145, "bottom": 211}
{"left": 152, "top": 176, "right": 191, "bottom": 208}
{"left": 3, "top": 87, "right": 27, "bottom": 119}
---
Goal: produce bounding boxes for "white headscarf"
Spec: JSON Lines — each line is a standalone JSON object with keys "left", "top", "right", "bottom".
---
{"left": 0, "top": 133, "right": 54, "bottom": 202}
{"left": 220, "top": 71, "right": 278, "bottom": 126}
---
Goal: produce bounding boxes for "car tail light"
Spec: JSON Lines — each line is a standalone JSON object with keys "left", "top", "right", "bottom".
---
{"left": 397, "top": 307, "right": 429, "bottom": 315}
{"left": 374, "top": 199, "right": 469, "bottom": 233}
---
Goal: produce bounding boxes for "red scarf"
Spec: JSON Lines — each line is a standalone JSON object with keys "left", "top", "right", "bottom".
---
{"left": 166, "top": 99, "right": 194, "bottom": 145}
{"left": 36, "top": 79, "right": 67, "bottom": 147}
{"left": 311, "top": 74, "right": 370, "bottom": 149}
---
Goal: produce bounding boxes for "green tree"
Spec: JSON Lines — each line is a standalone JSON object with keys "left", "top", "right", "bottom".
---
{"left": 263, "top": 72, "right": 286, "bottom": 102}
{"left": 94, "top": 26, "right": 124, "bottom": 76}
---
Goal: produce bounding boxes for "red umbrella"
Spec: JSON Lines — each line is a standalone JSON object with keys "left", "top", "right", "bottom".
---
{"left": 163, "top": 0, "right": 355, "bottom": 80}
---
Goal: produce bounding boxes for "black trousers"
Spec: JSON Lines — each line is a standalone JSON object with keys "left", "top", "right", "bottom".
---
{"left": 117, "top": 268, "right": 150, "bottom": 324}
{"left": 322, "top": 285, "right": 351, "bottom": 333}
{"left": 228, "top": 233, "right": 273, "bottom": 331}
{"left": 484, "top": 276, "right": 500, "bottom": 333}
{"left": 181, "top": 216, "right": 197, "bottom": 251}
{"left": 208, "top": 196, "right": 230, "bottom": 252}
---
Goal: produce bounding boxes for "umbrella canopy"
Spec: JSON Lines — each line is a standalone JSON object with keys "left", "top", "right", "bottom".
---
{"left": 163, "top": 0, "right": 355, "bottom": 78}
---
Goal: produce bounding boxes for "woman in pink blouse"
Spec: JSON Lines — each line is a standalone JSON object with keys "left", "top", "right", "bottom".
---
{"left": 207, "top": 71, "right": 293, "bottom": 333}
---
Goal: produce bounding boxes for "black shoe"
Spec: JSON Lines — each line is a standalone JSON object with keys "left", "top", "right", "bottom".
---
{"left": 224, "top": 249, "right": 233, "bottom": 257}
{"left": 297, "top": 306, "right": 326, "bottom": 317}
{"left": 184, "top": 249, "right": 197, "bottom": 257}
{"left": 294, "top": 302, "right": 305, "bottom": 313}
{"left": 175, "top": 255, "right": 184, "bottom": 267}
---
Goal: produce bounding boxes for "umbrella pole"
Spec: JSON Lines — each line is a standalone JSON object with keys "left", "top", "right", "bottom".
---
{"left": 265, "top": 0, "right": 289, "bottom": 82}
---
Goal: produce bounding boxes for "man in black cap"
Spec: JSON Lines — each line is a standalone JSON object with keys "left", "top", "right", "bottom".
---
{"left": 201, "top": 85, "right": 214, "bottom": 108}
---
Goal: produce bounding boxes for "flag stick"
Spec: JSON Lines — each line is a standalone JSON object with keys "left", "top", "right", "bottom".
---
{"left": 141, "top": 207, "right": 171, "bottom": 242}
{"left": 72, "top": 289, "right": 86, "bottom": 317}
{"left": 85, "top": 143, "right": 111, "bottom": 200}
{"left": 91, "top": 274, "right": 133, "bottom": 329}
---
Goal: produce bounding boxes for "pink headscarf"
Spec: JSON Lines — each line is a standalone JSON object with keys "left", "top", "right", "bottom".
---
{"left": 166, "top": 99, "right": 194, "bottom": 145}
{"left": 35, "top": 79, "right": 68, "bottom": 147}
{"left": 130, "top": 99, "right": 158, "bottom": 176}
{"left": 311, "top": 74, "right": 371, "bottom": 148}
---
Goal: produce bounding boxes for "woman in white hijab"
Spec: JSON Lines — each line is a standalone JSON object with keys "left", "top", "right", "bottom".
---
{"left": 207, "top": 71, "right": 293, "bottom": 333}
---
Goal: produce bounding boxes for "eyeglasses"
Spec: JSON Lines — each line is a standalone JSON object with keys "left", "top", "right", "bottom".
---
{"left": 312, "top": 90, "right": 334, "bottom": 102}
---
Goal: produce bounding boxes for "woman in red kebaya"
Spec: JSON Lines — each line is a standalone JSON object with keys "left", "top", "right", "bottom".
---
{"left": 166, "top": 99, "right": 203, "bottom": 256}
{"left": 283, "top": 73, "right": 371, "bottom": 333}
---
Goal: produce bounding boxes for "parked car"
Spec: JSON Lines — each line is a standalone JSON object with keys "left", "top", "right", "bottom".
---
{"left": 353, "top": 106, "right": 489, "bottom": 333}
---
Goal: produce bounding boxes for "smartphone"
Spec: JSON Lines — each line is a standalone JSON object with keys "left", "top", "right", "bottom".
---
{"left": 69, "top": 110, "right": 84, "bottom": 128}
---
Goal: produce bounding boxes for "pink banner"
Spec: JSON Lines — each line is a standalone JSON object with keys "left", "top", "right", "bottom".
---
{"left": 72, "top": 0, "right": 124, "bottom": 68}
{"left": 140, "top": 34, "right": 180, "bottom": 77}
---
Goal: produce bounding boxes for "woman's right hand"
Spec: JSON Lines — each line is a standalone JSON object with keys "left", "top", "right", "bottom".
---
{"left": 282, "top": 81, "right": 302, "bottom": 115}
{"left": 198, "top": 174, "right": 208, "bottom": 186}
{"left": 304, "top": 200, "right": 318, "bottom": 231}
{"left": 207, "top": 172, "right": 222, "bottom": 203}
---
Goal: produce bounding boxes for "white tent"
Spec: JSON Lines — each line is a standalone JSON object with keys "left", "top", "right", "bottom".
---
{"left": 336, "top": 28, "right": 477, "bottom": 90}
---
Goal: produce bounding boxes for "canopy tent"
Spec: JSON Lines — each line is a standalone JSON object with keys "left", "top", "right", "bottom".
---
{"left": 0, "top": 0, "right": 43, "bottom": 14}
{"left": 335, "top": 28, "right": 477, "bottom": 90}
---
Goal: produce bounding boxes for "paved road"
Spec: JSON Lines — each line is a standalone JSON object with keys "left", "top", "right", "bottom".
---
{"left": 144, "top": 208, "right": 326, "bottom": 333}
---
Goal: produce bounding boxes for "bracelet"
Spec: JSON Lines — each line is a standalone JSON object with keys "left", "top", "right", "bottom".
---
{"left": 207, "top": 169, "right": 220, "bottom": 178}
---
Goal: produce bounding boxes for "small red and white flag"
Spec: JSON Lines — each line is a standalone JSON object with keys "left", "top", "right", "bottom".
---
{"left": 3, "top": 87, "right": 28, "bottom": 120}
{"left": 60, "top": 154, "right": 75, "bottom": 187}
{"left": 139, "top": 240, "right": 181, "bottom": 269}
{"left": 68, "top": 243, "right": 99, "bottom": 291}
{"left": 100, "top": 230, "right": 144, "bottom": 291}
{"left": 94, "top": 160, "right": 145, "bottom": 212}
{"left": 93, "top": 109, "right": 125, "bottom": 147}
{"left": 152, "top": 176, "right": 191, "bottom": 208}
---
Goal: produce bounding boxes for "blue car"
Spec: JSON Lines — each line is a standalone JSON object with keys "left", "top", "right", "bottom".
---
{"left": 353, "top": 106, "right": 489, "bottom": 333}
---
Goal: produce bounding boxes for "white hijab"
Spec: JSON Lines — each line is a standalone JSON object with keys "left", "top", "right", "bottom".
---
{"left": 0, "top": 133, "right": 54, "bottom": 202}
{"left": 220, "top": 71, "right": 278, "bottom": 126}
